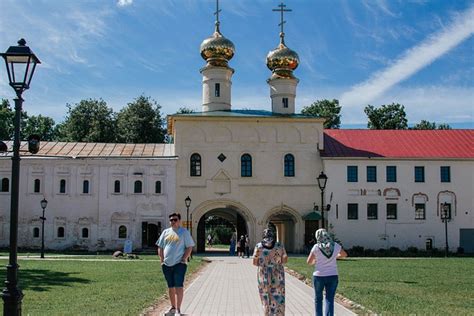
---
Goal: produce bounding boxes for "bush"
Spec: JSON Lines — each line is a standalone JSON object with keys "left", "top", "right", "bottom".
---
{"left": 348, "top": 246, "right": 365, "bottom": 256}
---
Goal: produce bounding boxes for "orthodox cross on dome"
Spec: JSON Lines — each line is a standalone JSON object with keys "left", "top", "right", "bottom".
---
{"left": 272, "top": 2, "right": 292, "bottom": 44}
{"left": 214, "top": 0, "right": 222, "bottom": 33}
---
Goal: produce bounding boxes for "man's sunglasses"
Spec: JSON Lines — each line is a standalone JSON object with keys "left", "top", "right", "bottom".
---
{"left": 169, "top": 218, "right": 179, "bottom": 222}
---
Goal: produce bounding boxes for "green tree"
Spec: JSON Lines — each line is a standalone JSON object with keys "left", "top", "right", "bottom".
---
{"left": 176, "top": 107, "right": 195, "bottom": 114}
{"left": 0, "top": 99, "right": 14, "bottom": 140}
{"left": 437, "top": 123, "right": 452, "bottom": 130}
{"left": 411, "top": 120, "right": 452, "bottom": 130}
{"left": 61, "top": 99, "right": 116, "bottom": 142}
{"left": 364, "top": 103, "right": 408, "bottom": 129}
{"left": 23, "top": 115, "right": 56, "bottom": 141}
{"left": 412, "top": 120, "right": 436, "bottom": 130}
{"left": 301, "top": 99, "right": 341, "bottom": 129}
{"left": 116, "top": 95, "right": 165, "bottom": 143}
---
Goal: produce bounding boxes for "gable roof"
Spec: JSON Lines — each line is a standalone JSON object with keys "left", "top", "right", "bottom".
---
{"left": 322, "top": 129, "right": 474, "bottom": 159}
{"left": 0, "top": 141, "right": 175, "bottom": 158}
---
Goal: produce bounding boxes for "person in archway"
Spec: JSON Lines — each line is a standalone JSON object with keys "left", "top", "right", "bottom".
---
{"left": 245, "top": 234, "right": 250, "bottom": 258}
{"left": 229, "top": 233, "right": 236, "bottom": 256}
{"left": 253, "top": 227, "right": 288, "bottom": 316}
{"left": 157, "top": 212, "right": 195, "bottom": 316}
{"left": 238, "top": 235, "right": 246, "bottom": 258}
{"left": 306, "top": 228, "right": 347, "bottom": 316}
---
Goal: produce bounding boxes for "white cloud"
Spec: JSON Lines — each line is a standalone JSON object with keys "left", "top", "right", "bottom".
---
{"left": 117, "top": 0, "right": 133, "bottom": 7}
{"left": 340, "top": 5, "right": 474, "bottom": 108}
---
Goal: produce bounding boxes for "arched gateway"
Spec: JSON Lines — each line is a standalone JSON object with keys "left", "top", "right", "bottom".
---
{"left": 190, "top": 199, "right": 257, "bottom": 253}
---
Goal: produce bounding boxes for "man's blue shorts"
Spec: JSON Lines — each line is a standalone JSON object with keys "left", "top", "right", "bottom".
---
{"left": 162, "top": 262, "right": 187, "bottom": 288}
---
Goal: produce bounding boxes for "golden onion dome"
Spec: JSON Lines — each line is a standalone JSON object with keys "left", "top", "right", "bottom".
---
{"left": 200, "top": 23, "right": 235, "bottom": 67}
{"left": 266, "top": 41, "right": 299, "bottom": 78}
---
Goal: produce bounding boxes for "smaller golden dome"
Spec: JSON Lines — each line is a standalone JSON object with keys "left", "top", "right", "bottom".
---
{"left": 200, "top": 24, "right": 235, "bottom": 67}
{"left": 266, "top": 41, "right": 299, "bottom": 78}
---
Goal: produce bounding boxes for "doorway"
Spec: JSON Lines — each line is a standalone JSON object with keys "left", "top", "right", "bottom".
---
{"left": 142, "top": 222, "right": 161, "bottom": 248}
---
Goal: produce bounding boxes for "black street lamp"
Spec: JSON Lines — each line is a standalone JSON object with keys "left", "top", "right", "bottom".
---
{"left": 185, "top": 196, "right": 192, "bottom": 231}
{"left": 441, "top": 202, "right": 450, "bottom": 258}
{"left": 317, "top": 171, "right": 328, "bottom": 229}
{"left": 40, "top": 198, "right": 48, "bottom": 259}
{"left": 1, "top": 38, "right": 40, "bottom": 316}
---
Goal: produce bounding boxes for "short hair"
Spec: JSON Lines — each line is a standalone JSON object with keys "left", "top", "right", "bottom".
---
{"left": 169, "top": 212, "right": 181, "bottom": 220}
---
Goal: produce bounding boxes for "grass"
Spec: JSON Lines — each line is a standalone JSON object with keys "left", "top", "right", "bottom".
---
{"left": 286, "top": 257, "right": 474, "bottom": 315}
{"left": 206, "top": 243, "right": 229, "bottom": 249}
{"left": 0, "top": 255, "right": 204, "bottom": 315}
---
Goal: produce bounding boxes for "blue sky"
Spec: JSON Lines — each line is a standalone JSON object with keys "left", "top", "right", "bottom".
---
{"left": 0, "top": 0, "right": 473, "bottom": 127}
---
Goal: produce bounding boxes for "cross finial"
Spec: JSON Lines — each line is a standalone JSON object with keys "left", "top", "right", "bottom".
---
{"left": 214, "top": 0, "right": 222, "bottom": 33}
{"left": 272, "top": 2, "right": 292, "bottom": 44}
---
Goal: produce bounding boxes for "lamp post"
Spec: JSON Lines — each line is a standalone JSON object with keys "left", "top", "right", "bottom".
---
{"left": 1, "top": 38, "right": 40, "bottom": 315}
{"left": 185, "top": 196, "right": 191, "bottom": 231}
{"left": 40, "top": 198, "right": 48, "bottom": 259}
{"left": 317, "top": 171, "right": 328, "bottom": 229}
{"left": 441, "top": 202, "right": 450, "bottom": 258}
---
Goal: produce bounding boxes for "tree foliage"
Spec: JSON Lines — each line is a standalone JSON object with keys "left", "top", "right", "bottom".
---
{"left": 301, "top": 99, "right": 341, "bottom": 129}
{"left": 0, "top": 99, "right": 14, "bottom": 140}
{"left": 176, "top": 107, "right": 195, "bottom": 114}
{"left": 412, "top": 120, "right": 452, "bottom": 130}
{"left": 24, "top": 115, "right": 56, "bottom": 141}
{"left": 364, "top": 103, "right": 408, "bottom": 130}
{"left": 60, "top": 99, "right": 116, "bottom": 142}
{"left": 116, "top": 95, "right": 165, "bottom": 143}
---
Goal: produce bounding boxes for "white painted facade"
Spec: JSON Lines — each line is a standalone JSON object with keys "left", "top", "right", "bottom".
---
{"left": 170, "top": 115, "right": 325, "bottom": 252}
{"left": 0, "top": 157, "right": 177, "bottom": 251}
{"left": 324, "top": 158, "right": 474, "bottom": 251}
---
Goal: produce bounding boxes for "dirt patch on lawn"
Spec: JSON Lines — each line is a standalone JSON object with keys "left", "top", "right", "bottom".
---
{"left": 141, "top": 258, "right": 211, "bottom": 316}
{"left": 284, "top": 266, "right": 375, "bottom": 315}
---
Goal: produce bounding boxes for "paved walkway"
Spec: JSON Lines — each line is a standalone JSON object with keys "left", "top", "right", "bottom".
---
{"left": 161, "top": 256, "right": 355, "bottom": 316}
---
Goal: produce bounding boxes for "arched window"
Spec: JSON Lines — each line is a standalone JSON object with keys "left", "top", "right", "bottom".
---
{"left": 284, "top": 154, "right": 295, "bottom": 177}
{"left": 59, "top": 179, "right": 66, "bottom": 193}
{"left": 33, "top": 227, "right": 40, "bottom": 238}
{"left": 134, "top": 180, "right": 142, "bottom": 193}
{"left": 82, "top": 228, "right": 89, "bottom": 238}
{"left": 241, "top": 154, "right": 252, "bottom": 177}
{"left": 114, "top": 180, "right": 121, "bottom": 193}
{"left": 155, "top": 181, "right": 162, "bottom": 194}
{"left": 83, "top": 180, "right": 90, "bottom": 194}
{"left": 34, "top": 179, "right": 41, "bottom": 193}
{"left": 190, "top": 153, "right": 201, "bottom": 177}
{"left": 1, "top": 178, "right": 9, "bottom": 192}
{"left": 118, "top": 225, "right": 127, "bottom": 239}
{"left": 57, "top": 227, "right": 65, "bottom": 238}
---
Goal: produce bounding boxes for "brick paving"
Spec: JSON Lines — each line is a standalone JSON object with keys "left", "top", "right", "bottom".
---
{"left": 160, "top": 255, "right": 355, "bottom": 316}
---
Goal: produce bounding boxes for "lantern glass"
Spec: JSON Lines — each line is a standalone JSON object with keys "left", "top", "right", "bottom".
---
{"left": 185, "top": 196, "right": 191, "bottom": 208}
{"left": 1, "top": 39, "right": 40, "bottom": 94}
{"left": 317, "top": 172, "right": 328, "bottom": 190}
{"left": 40, "top": 198, "right": 48, "bottom": 210}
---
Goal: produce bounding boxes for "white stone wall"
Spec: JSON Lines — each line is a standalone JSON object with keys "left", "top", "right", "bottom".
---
{"left": 0, "top": 157, "right": 177, "bottom": 251}
{"left": 173, "top": 116, "right": 325, "bottom": 252}
{"left": 324, "top": 158, "right": 474, "bottom": 251}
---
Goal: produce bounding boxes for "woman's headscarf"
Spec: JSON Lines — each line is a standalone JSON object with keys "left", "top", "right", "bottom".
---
{"left": 261, "top": 228, "right": 276, "bottom": 249}
{"left": 315, "top": 228, "right": 335, "bottom": 258}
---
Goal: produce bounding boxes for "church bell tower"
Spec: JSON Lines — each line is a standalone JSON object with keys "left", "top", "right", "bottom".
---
{"left": 200, "top": 0, "right": 235, "bottom": 112}
{"left": 266, "top": 3, "right": 299, "bottom": 115}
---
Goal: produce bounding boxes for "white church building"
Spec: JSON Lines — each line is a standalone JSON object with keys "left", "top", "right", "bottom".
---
{"left": 0, "top": 4, "right": 473, "bottom": 253}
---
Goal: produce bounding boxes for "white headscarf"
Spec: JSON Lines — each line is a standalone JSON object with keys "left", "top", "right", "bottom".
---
{"left": 315, "top": 228, "right": 335, "bottom": 258}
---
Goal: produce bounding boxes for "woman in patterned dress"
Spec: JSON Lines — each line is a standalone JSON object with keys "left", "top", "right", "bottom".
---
{"left": 252, "top": 227, "right": 288, "bottom": 316}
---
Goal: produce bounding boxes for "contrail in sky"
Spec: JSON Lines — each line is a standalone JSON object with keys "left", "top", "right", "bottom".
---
{"left": 340, "top": 5, "right": 474, "bottom": 107}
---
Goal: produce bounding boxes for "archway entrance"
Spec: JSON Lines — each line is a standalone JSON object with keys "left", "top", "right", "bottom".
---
{"left": 196, "top": 208, "right": 247, "bottom": 253}
{"left": 267, "top": 212, "right": 297, "bottom": 253}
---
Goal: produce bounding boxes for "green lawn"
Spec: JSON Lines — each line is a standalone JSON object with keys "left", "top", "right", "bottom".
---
{"left": 286, "top": 257, "right": 474, "bottom": 315}
{"left": 0, "top": 255, "right": 204, "bottom": 315}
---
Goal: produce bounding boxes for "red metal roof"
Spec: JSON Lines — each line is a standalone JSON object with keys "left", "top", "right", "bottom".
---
{"left": 322, "top": 129, "right": 474, "bottom": 159}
